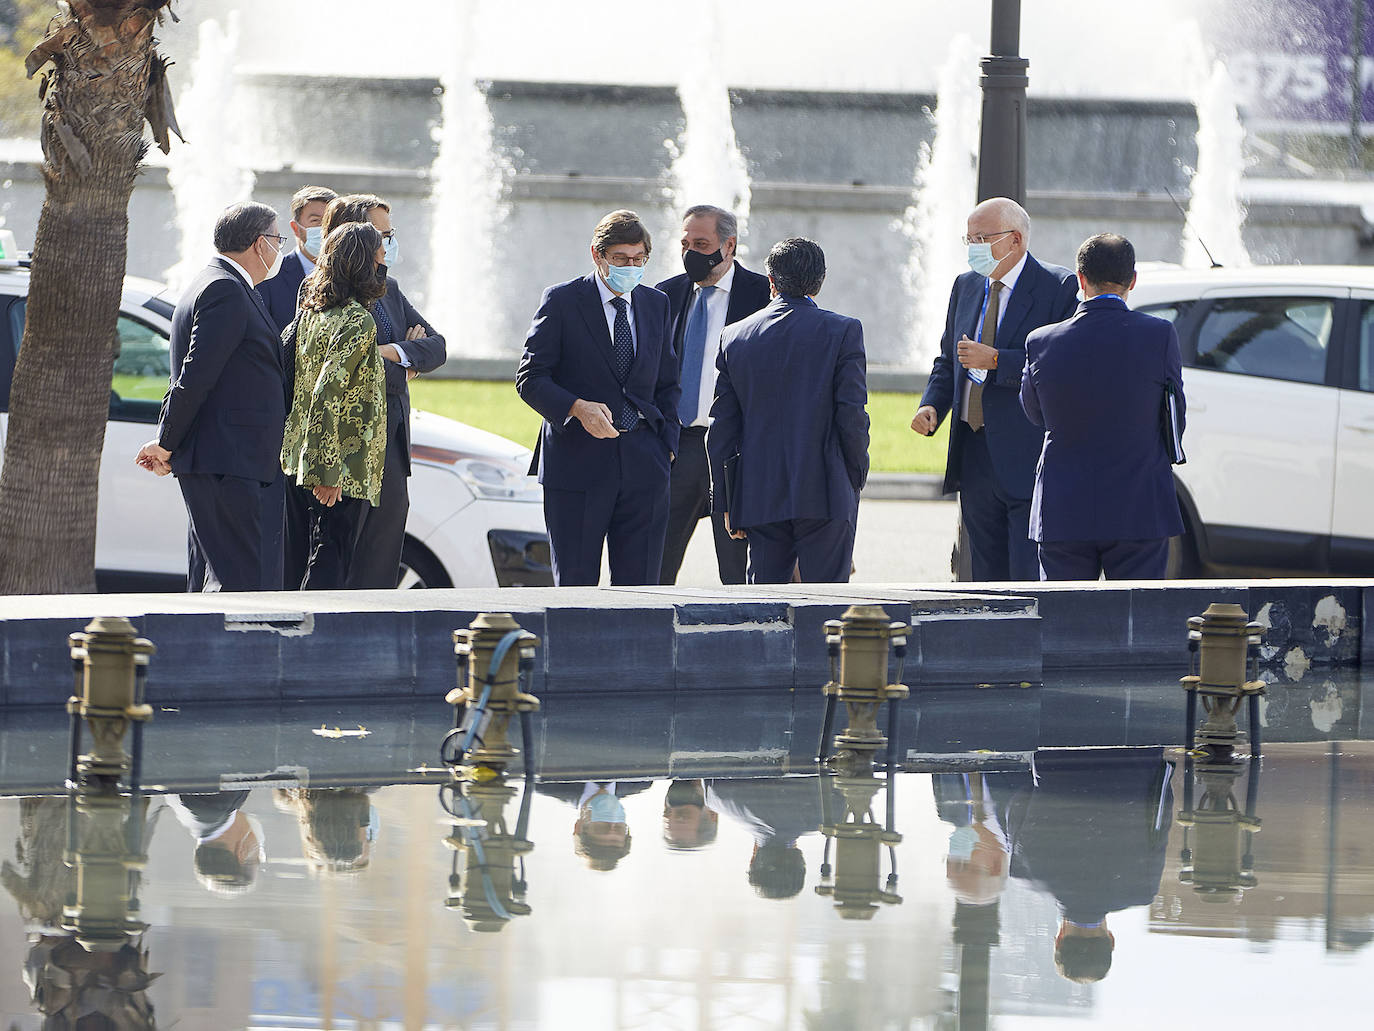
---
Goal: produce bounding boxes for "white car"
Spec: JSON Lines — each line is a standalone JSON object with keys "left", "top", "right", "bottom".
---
{"left": 0, "top": 262, "right": 552, "bottom": 589}
{"left": 1130, "top": 265, "right": 1374, "bottom": 577}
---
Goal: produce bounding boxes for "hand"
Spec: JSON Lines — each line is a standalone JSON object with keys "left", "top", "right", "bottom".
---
{"left": 313, "top": 484, "right": 343, "bottom": 507}
{"left": 910, "top": 405, "right": 938, "bottom": 436}
{"left": 405, "top": 324, "right": 425, "bottom": 341}
{"left": 135, "top": 440, "right": 172, "bottom": 476}
{"left": 406, "top": 368, "right": 418, "bottom": 381}
{"left": 378, "top": 343, "right": 401, "bottom": 363}
{"left": 956, "top": 335, "right": 998, "bottom": 371}
{"left": 724, "top": 511, "right": 747, "bottom": 540}
{"left": 569, "top": 398, "right": 619, "bottom": 439}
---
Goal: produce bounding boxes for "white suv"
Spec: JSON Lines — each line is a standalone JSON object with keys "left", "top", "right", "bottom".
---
{"left": 0, "top": 263, "right": 552, "bottom": 589}
{"left": 1130, "top": 265, "right": 1374, "bottom": 576}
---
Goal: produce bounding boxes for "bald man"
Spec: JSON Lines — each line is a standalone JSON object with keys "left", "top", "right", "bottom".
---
{"left": 911, "top": 198, "right": 1078, "bottom": 581}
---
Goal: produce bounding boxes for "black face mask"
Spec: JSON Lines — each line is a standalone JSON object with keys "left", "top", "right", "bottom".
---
{"left": 375, "top": 263, "right": 388, "bottom": 283}
{"left": 683, "top": 247, "right": 725, "bottom": 284}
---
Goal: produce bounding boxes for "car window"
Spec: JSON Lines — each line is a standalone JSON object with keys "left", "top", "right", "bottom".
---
{"left": 1357, "top": 302, "right": 1374, "bottom": 392}
{"left": 6, "top": 298, "right": 168, "bottom": 420}
{"left": 1137, "top": 302, "right": 1190, "bottom": 324}
{"left": 1193, "top": 296, "right": 1333, "bottom": 385}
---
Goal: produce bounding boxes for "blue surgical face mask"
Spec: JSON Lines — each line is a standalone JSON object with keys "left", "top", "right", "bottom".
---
{"left": 967, "top": 242, "right": 1000, "bottom": 278}
{"left": 304, "top": 225, "right": 323, "bottom": 256}
{"left": 588, "top": 792, "right": 626, "bottom": 824}
{"left": 384, "top": 235, "right": 399, "bottom": 266}
{"left": 603, "top": 262, "right": 644, "bottom": 295}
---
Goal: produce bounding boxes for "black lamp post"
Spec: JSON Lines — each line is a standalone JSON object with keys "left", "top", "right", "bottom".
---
{"left": 976, "top": 0, "right": 1029, "bottom": 204}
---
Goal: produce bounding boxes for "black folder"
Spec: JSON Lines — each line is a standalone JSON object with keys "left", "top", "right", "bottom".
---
{"left": 1161, "top": 381, "right": 1186, "bottom": 465}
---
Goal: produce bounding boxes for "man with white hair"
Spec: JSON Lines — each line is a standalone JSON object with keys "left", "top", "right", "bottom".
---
{"left": 911, "top": 197, "right": 1078, "bottom": 581}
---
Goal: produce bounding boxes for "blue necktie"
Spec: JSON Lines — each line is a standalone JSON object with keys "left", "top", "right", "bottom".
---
{"left": 609, "top": 296, "right": 638, "bottom": 430}
{"left": 679, "top": 285, "right": 715, "bottom": 425}
{"left": 370, "top": 299, "right": 396, "bottom": 345}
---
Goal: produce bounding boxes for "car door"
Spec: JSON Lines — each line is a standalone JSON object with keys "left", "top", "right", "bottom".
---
{"left": 1331, "top": 292, "right": 1374, "bottom": 572}
{"left": 1175, "top": 288, "right": 1344, "bottom": 571}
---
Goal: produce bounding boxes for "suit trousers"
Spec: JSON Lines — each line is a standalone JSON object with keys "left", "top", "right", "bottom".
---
{"left": 747, "top": 516, "right": 856, "bottom": 584}
{"left": 543, "top": 427, "right": 671, "bottom": 587}
{"left": 1038, "top": 538, "right": 1170, "bottom": 581}
{"left": 283, "top": 476, "right": 312, "bottom": 590}
{"left": 302, "top": 494, "right": 371, "bottom": 590}
{"left": 346, "top": 403, "right": 409, "bottom": 589}
{"left": 179, "top": 472, "right": 284, "bottom": 592}
{"left": 659, "top": 426, "right": 748, "bottom": 585}
{"left": 957, "top": 426, "right": 1038, "bottom": 581}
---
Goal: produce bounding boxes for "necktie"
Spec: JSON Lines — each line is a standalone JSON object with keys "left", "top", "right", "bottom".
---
{"left": 609, "top": 296, "right": 639, "bottom": 430}
{"left": 678, "top": 285, "right": 716, "bottom": 425}
{"left": 964, "top": 280, "right": 1003, "bottom": 433}
{"left": 370, "top": 299, "right": 396, "bottom": 345}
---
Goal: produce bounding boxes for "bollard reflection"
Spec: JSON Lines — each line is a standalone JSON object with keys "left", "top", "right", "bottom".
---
{"left": 440, "top": 771, "right": 535, "bottom": 932}
{"left": 815, "top": 767, "right": 902, "bottom": 920}
{"left": 1178, "top": 750, "right": 1262, "bottom": 902}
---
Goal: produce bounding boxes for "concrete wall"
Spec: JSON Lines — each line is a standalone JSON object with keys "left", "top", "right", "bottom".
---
{"left": 1, "top": 77, "right": 1370, "bottom": 370}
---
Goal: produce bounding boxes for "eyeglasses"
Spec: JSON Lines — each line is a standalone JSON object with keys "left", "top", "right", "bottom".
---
{"left": 961, "top": 230, "right": 1015, "bottom": 246}
{"left": 260, "top": 233, "right": 287, "bottom": 248}
{"left": 605, "top": 254, "right": 649, "bottom": 268}
{"left": 380, "top": 230, "right": 396, "bottom": 241}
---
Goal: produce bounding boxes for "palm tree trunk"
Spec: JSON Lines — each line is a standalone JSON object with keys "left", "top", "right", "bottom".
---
{"left": 0, "top": 0, "right": 175, "bottom": 594}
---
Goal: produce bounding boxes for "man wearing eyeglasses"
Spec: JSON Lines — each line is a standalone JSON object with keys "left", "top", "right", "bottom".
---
{"left": 517, "top": 209, "right": 681, "bottom": 586}
{"left": 910, "top": 197, "right": 1078, "bottom": 582}
{"left": 135, "top": 202, "right": 290, "bottom": 591}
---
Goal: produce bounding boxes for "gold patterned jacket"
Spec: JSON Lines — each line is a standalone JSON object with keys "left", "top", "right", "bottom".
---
{"left": 281, "top": 301, "right": 387, "bottom": 506}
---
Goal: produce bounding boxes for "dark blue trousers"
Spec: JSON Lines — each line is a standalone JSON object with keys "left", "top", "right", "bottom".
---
{"left": 746, "top": 516, "right": 855, "bottom": 584}
{"left": 1038, "top": 537, "right": 1170, "bottom": 581}
{"left": 179, "top": 472, "right": 284, "bottom": 592}
{"left": 346, "top": 401, "right": 409, "bottom": 589}
{"left": 543, "top": 427, "right": 671, "bottom": 586}
{"left": 957, "top": 426, "right": 1038, "bottom": 581}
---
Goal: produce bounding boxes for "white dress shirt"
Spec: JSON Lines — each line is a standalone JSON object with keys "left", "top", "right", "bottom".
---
{"left": 685, "top": 261, "right": 736, "bottom": 427}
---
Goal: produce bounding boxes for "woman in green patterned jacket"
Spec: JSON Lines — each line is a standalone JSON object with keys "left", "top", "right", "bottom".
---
{"left": 282, "top": 222, "right": 389, "bottom": 588}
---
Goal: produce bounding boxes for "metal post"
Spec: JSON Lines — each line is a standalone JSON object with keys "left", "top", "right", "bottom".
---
{"left": 977, "top": 0, "right": 1029, "bottom": 204}
{"left": 1350, "top": 0, "right": 1367, "bottom": 169}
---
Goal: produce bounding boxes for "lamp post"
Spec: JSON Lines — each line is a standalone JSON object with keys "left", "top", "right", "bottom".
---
{"left": 977, "top": 0, "right": 1029, "bottom": 204}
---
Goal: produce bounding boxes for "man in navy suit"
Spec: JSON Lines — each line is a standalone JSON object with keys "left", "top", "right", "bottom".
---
{"left": 135, "top": 202, "right": 289, "bottom": 591}
{"left": 655, "top": 205, "right": 772, "bottom": 586}
{"left": 912, "top": 198, "right": 1078, "bottom": 581}
{"left": 516, "top": 209, "right": 680, "bottom": 586}
{"left": 1020, "top": 234, "right": 1185, "bottom": 580}
{"left": 256, "top": 184, "right": 336, "bottom": 333}
{"left": 707, "top": 237, "right": 869, "bottom": 584}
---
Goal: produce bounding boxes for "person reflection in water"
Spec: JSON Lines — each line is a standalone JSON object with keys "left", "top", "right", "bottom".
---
{"left": 537, "top": 780, "right": 650, "bottom": 872}
{"left": 662, "top": 779, "right": 719, "bottom": 851}
{"left": 168, "top": 790, "right": 266, "bottom": 896}
{"left": 711, "top": 777, "right": 841, "bottom": 900}
{"left": 939, "top": 772, "right": 1012, "bottom": 909}
{"left": 275, "top": 787, "right": 378, "bottom": 875}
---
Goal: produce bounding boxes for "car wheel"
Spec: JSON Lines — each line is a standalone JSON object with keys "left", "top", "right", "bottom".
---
{"left": 398, "top": 537, "right": 452, "bottom": 589}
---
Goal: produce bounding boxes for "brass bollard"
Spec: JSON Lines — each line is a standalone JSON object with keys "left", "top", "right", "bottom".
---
{"left": 445, "top": 613, "right": 540, "bottom": 773}
{"left": 816, "top": 771, "right": 902, "bottom": 920}
{"left": 817, "top": 605, "right": 910, "bottom": 770}
{"left": 1180, "top": 603, "right": 1266, "bottom": 760}
{"left": 67, "top": 617, "right": 155, "bottom": 785}
{"left": 441, "top": 773, "right": 535, "bottom": 933}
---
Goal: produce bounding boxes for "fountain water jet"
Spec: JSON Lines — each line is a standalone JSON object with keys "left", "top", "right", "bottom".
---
{"left": 163, "top": 16, "right": 255, "bottom": 294}
{"left": 1184, "top": 59, "right": 1251, "bottom": 268}
{"left": 426, "top": 2, "right": 510, "bottom": 358}
{"left": 898, "top": 35, "right": 981, "bottom": 369}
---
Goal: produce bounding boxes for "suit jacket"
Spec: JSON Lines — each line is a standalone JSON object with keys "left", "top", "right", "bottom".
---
{"left": 920, "top": 254, "right": 1079, "bottom": 499}
{"left": 376, "top": 277, "right": 447, "bottom": 474}
{"left": 158, "top": 257, "right": 287, "bottom": 482}
{"left": 707, "top": 296, "right": 869, "bottom": 528}
{"left": 515, "top": 274, "right": 680, "bottom": 490}
{"left": 256, "top": 250, "right": 310, "bottom": 334}
{"left": 656, "top": 261, "right": 773, "bottom": 371}
{"left": 1021, "top": 296, "right": 1185, "bottom": 543}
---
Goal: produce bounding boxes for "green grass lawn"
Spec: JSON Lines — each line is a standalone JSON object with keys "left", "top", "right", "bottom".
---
{"left": 409, "top": 379, "right": 949, "bottom": 475}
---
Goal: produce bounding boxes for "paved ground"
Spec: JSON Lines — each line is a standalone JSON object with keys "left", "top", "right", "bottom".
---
{"left": 675, "top": 498, "right": 960, "bottom": 587}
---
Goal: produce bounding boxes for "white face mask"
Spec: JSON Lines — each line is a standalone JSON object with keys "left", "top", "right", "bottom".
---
{"left": 258, "top": 236, "right": 284, "bottom": 282}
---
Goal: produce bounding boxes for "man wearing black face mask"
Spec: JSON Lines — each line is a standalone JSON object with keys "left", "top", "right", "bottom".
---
{"left": 654, "top": 205, "right": 771, "bottom": 585}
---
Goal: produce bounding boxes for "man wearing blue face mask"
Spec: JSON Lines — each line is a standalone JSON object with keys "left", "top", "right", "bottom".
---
{"left": 517, "top": 209, "right": 681, "bottom": 586}
{"left": 258, "top": 185, "right": 337, "bottom": 333}
{"left": 911, "top": 198, "right": 1078, "bottom": 582}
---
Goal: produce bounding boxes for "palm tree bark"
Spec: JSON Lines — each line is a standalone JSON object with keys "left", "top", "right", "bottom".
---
{"left": 0, "top": 0, "right": 177, "bottom": 593}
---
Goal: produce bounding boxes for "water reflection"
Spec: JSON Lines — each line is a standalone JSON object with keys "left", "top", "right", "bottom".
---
{"left": 3, "top": 745, "right": 1374, "bottom": 1026}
